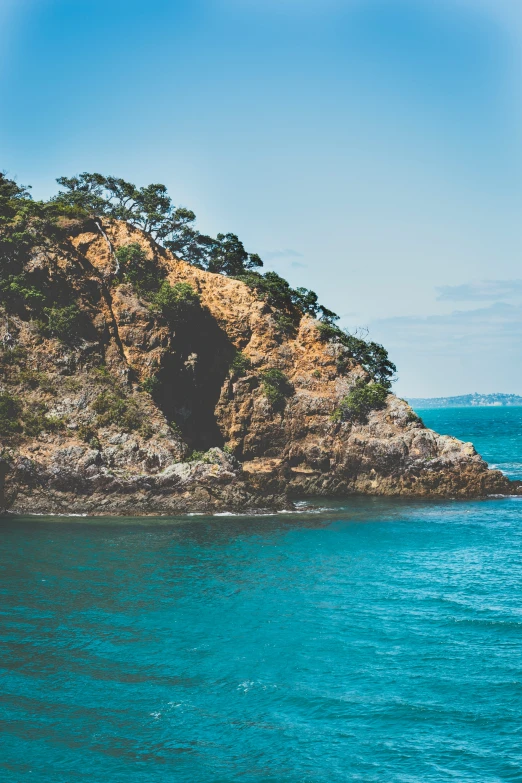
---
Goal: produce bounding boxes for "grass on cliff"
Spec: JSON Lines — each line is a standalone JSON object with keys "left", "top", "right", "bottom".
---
{"left": 38, "top": 304, "right": 83, "bottom": 343}
{"left": 23, "top": 405, "right": 65, "bottom": 437}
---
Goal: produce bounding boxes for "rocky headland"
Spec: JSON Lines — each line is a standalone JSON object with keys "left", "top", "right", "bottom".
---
{"left": 1, "top": 174, "right": 518, "bottom": 515}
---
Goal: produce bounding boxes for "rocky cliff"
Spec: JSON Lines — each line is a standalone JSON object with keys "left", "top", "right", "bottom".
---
{"left": 0, "top": 218, "right": 516, "bottom": 514}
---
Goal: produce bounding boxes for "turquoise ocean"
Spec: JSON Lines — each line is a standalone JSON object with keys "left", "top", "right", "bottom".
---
{"left": 1, "top": 407, "right": 522, "bottom": 782}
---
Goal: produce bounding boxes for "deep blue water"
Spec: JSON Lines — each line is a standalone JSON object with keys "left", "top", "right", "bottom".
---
{"left": 1, "top": 409, "right": 522, "bottom": 782}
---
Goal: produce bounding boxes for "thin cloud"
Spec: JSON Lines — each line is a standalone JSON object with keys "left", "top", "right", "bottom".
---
{"left": 436, "top": 280, "right": 522, "bottom": 302}
{"left": 372, "top": 302, "right": 522, "bottom": 353}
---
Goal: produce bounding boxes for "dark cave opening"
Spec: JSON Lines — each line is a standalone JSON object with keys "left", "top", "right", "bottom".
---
{"left": 153, "top": 307, "right": 236, "bottom": 452}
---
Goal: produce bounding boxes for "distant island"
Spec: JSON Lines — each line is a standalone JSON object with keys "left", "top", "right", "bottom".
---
{"left": 408, "top": 393, "right": 522, "bottom": 409}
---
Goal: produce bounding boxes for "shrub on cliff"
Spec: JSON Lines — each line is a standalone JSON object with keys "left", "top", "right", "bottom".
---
{"left": 234, "top": 270, "right": 337, "bottom": 335}
{"left": 332, "top": 379, "right": 389, "bottom": 424}
{"left": 0, "top": 346, "right": 27, "bottom": 367}
{"left": 150, "top": 281, "right": 200, "bottom": 323}
{"left": 92, "top": 390, "right": 143, "bottom": 431}
{"left": 229, "top": 351, "right": 251, "bottom": 379}
{"left": 0, "top": 174, "right": 54, "bottom": 313}
{"left": 115, "top": 243, "right": 164, "bottom": 294}
{"left": 0, "top": 275, "right": 46, "bottom": 309}
{"left": 39, "top": 304, "right": 83, "bottom": 343}
{"left": 141, "top": 375, "right": 160, "bottom": 395}
{"left": 0, "top": 392, "right": 23, "bottom": 437}
{"left": 0, "top": 391, "right": 65, "bottom": 438}
{"left": 115, "top": 243, "right": 200, "bottom": 324}
{"left": 260, "top": 368, "right": 293, "bottom": 411}
{"left": 23, "top": 406, "right": 65, "bottom": 437}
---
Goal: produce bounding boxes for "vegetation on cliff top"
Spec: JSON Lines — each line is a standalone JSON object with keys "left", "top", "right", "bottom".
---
{"left": 0, "top": 170, "right": 395, "bottom": 414}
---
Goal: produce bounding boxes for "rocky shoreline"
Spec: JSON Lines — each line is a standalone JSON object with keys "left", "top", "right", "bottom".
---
{"left": 1, "top": 217, "right": 519, "bottom": 516}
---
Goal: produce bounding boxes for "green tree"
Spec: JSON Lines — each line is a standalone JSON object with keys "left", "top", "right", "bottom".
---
{"left": 53, "top": 173, "right": 265, "bottom": 276}
{"left": 317, "top": 324, "right": 396, "bottom": 389}
{"left": 0, "top": 173, "right": 57, "bottom": 312}
{"left": 205, "top": 233, "right": 263, "bottom": 276}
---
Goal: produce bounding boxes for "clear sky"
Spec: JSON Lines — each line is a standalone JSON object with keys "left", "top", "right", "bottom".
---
{"left": 1, "top": 0, "right": 521, "bottom": 397}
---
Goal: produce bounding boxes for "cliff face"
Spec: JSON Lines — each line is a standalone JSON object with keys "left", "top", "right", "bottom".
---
{"left": 0, "top": 218, "right": 515, "bottom": 514}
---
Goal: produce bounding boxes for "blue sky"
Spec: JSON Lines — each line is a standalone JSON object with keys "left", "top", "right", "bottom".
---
{"left": 1, "top": 0, "right": 521, "bottom": 396}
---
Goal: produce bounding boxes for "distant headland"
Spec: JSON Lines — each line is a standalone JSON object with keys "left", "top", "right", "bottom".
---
{"left": 408, "top": 393, "right": 522, "bottom": 409}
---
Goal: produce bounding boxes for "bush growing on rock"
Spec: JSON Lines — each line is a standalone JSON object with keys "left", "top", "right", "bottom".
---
{"left": 0, "top": 390, "right": 64, "bottom": 438}
{"left": 229, "top": 351, "right": 251, "bottom": 379}
{"left": 0, "top": 173, "right": 76, "bottom": 315}
{"left": 141, "top": 375, "right": 160, "bottom": 395}
{"left": 23, "top": 405, "right": 65, "bottom": 437}
{"left": 150, "top": 281, "right": 200, "bottom": 323}
{"left": 0, "top": 392, "right": 22, "bottom": 437}
{"left": 233, "top": 270, "right": 339, "bottom": 337}
{"left": 115, "top": 243, "right": 163, "bottom": 294}
{"left": 40, "top": 304, "right": 82, "bottom": 343}
{"left": 115, "top": 243, "right": 200, "bottom": 325}
{"left": 93, "top": 365, "right": 114, "bottom": 384}
{"left": 260, "top": 368, "right": 293, "bottom": 411}
{"left": 1, "top": 275, "right": 46, "bottom": 309}
{"left": 331, "top": 379, "right": 389, "bottom": 424}
{"left": 0, "top": 346, "right": 27, "bottom": 367}
{"left": 78, "top": 424, "right": 101, "bottom": 449}
{"left": 92, "top": 390, "right": 143, "bottom": 431}
{"left": 17, "top": 369, "right": 55, "bottom": 392}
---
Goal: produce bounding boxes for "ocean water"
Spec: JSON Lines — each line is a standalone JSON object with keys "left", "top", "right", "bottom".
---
{"left": 1, "top": 409, "right": 522, "bottom": 782}
{"left": 417, "top": 406, "right": 522, "bottom": 481}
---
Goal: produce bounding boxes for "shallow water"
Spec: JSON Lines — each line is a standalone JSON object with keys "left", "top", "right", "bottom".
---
{"left": 1, "top": 409, "right": 522, "bottom": 782}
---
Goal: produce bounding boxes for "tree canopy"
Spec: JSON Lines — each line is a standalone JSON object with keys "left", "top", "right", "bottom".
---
{"left": 53, "top": 173, "right": 263, "bottom": 276}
